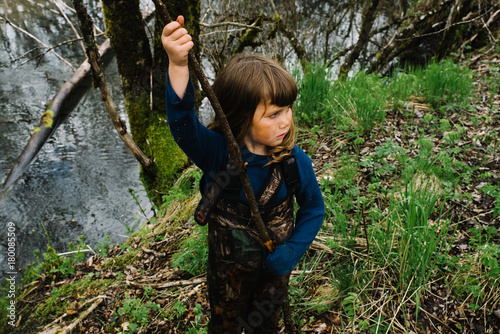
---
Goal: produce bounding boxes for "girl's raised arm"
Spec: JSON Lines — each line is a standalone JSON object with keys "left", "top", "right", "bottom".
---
{"left": 161, "top": 15, "right": 193, "bottom": 98}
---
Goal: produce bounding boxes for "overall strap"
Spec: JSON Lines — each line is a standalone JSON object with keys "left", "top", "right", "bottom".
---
{"left": 194, "top": 158, "right": 240, "bottom": 225}
{"left": 282, "top": 154, "right": 299, "bottom": 195}
{"left": 194, "top": 154, "right": 299, "bottom": 225}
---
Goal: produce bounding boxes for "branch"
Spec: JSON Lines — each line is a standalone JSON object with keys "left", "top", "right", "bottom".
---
{"left": 0, "top": 15, "right": 76, "bottom": 71}
{"left": 72, "top": 0, "right": 154, "bottom": 173}
{"left": 53, "top": 0, "right": 86, "bottom": 56}
{"left": 60, "top": 297, "right": 105, "bottom": 334}
{"left": 200, "top": 21, "right": 263, "bottom": 31}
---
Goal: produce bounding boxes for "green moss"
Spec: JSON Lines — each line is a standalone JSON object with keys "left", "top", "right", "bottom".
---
{"left": 234, "top": 15, "right": 264, "bottom": 54}
{"left": 102, "top": 249, "right": 138, "bottom": 271}
{"left": 150, "top": 122, "right": 186, "bottom": 176}
{"left": 33, "top": 278, "right": 112, "bottom": 323}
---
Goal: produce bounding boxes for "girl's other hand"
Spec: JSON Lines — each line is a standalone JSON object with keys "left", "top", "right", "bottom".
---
{"left": 161, "top": 15, "right": 193, "bottom": 68}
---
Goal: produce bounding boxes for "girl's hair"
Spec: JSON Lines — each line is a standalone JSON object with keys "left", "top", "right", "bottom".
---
{"left": 209, "top": 54, "right": 297, "bottom": 164}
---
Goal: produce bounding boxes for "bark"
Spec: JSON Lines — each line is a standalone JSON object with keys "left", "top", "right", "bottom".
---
{"left": 100, "top": 0, "right": 198, "bottom": 203}
{"left": 338, "top": 0, "right": 381, "bottom": 80}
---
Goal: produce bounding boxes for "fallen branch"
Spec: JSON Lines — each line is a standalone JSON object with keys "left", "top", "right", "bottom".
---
{"left": 124, "top": 277, "right": 206, "bottom": 289}
{"left": 60, "top": 297, "right": 104, "bottom": 334}
{"left": 0, "top": 38, "right": 112, "bottom": 193}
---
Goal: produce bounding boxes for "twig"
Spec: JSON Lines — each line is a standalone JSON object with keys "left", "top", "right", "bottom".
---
{"left": 157, "top": 277, "right": 206, "bottom": 289}
{"left": 125, "top": 277, "right": 206, "bottom": 289}
{"left": 52, "top": 0, "right": 86, "bottom": 55}
{"left": 87, "top": 244, "right": 97, "bottom": 256}
{"left": 57, "top": 249, "right": 90, "bottom": 256}
{"left": 52, "top": 0, "right": 105, "bottom": 35}
{"left": 200, "top": 21, "right": 263, "bottom": 31}
{"left": 40, "top": 312, "right": 68, "bottom": 332}
{"left": 152, "top": 1, "right": 296, "bottom": 332}
{"left": 60, "top": 297, "right": 104, "bottom": 334}
{"left": 0, "top": 15, "right": 76, "bottom": 71}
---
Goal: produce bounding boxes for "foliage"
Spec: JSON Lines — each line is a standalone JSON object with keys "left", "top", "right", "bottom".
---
{"left": 171, "top": 224, "right": 208, "bottom": 276}
{"left": 23, "top": 232, "right": 87, "bottom": 284}
{"left": 294, "top": 63, "right": 332, "bottom": 130}
{"left": 117, "top": 293, "right": 161, "bottom": 333}
{"left": 418, "top": 58, "right": 475, "bottom": 111}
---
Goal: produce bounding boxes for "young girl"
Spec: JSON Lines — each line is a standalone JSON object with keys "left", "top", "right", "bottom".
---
{"left": 162, "top": 16, "right": 325, "bottom": 333}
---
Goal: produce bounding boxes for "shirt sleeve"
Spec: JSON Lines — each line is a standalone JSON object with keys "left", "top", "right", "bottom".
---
{"left": 266, "top": 146, "right": 325, "bottom": 276}
{"left": 165, "top": 69, "right": 227, "bottom": 176}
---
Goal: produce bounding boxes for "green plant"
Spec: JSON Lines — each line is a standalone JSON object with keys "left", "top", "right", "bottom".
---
{"left": 387, "top": 67, "right": 419, "bottom": 111}
{"left": 481, "top": 183, "right": 500, "bottom": 216}
{"left": 328, "top": 71, "right": 387, "bottom": 134}
{"left": 343, "top": 292, "right": 362, "bottom": 327}
{"left": 369, "top": 176, "right": 450, "bottom": 314}
{"left": 171, "top": 224, "right": 208, "bottom": 276}
{"left": 23, "top": 232, "right": 87, "bottom": 283}
{"left": 420, "top": 58, "right": 474, "bottom": 110}
{"left": 96, "top": 235, "right": 111, "bottom": 257}
{"left": 294, "top": 62, "right": 333, "bottom": 130}
{"left": 118, "top": 293, "right": 161, "bottom": 333}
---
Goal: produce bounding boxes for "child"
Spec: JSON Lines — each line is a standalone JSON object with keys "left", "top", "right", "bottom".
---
{"left": 162, "top": 16, "right": 325, "bottom": 334}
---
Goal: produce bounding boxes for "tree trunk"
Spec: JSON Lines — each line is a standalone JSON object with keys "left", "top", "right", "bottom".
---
{"left": 101, "top": 0, "right": 200, "bottom": 203}
{"left": 338, "top": 0, "right": 380, "bottom": 80}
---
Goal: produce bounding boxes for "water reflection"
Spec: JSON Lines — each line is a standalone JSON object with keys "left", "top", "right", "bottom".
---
{"left": 0, "top": 0, "right": 150, "bottom": 278}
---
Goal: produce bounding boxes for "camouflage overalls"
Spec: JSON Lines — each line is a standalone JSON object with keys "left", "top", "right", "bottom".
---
{"left": 196, "top": 156, "right": 297, "bottom": 334}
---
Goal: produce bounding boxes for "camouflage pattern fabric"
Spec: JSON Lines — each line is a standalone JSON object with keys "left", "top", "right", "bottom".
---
{"left": 206, "top": 162, "right": 294, "bottom": 333}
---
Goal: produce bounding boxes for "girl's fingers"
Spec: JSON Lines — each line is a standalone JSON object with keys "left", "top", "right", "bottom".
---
{"left": 169, "top": 27, "right": 189, "bottom": 42}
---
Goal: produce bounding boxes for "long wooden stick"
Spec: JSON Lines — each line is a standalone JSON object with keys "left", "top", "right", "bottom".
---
{"left": 152, "top": 1, "right": 296, "bottom": 332}
{"left": 152, "top": 0, "right": 275, "bottom": 254}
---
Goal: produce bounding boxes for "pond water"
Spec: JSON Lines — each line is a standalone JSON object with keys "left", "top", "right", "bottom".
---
{"left": 0, "top": 0, "right": 152, "bottom": 279}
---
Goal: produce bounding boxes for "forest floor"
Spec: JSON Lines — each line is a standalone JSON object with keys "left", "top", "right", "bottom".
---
{"left": 2, "top": 51, "right": 500, "bottom": 334}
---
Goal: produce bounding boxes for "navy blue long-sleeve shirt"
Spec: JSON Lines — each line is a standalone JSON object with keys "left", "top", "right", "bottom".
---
{"left": 166, "top": 72, "right": 325, "bottom": 275}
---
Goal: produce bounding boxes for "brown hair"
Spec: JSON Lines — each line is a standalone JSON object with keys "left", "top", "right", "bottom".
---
{"left": 209, "top": 54, "right": 297, "bottom": 163}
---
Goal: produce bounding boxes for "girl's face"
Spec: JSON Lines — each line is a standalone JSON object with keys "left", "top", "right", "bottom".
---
{"left": 243, "top": 101, "right": 292, "bottom": 155}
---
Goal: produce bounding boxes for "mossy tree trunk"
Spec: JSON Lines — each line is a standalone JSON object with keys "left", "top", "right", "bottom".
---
{"left": 101, "top": 0, "right": 200, "bottom": 204}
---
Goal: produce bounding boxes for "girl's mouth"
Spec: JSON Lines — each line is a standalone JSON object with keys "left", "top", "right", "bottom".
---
{"left": 277, "top": 133, "right": 286, "bottom": 139}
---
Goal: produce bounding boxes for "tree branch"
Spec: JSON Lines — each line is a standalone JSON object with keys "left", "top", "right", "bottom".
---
{"left": 0, "top": 15, "right": 76, "bottom": 71}
{"left": 72, "top": 0, "right": 153, "bottom": 174}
